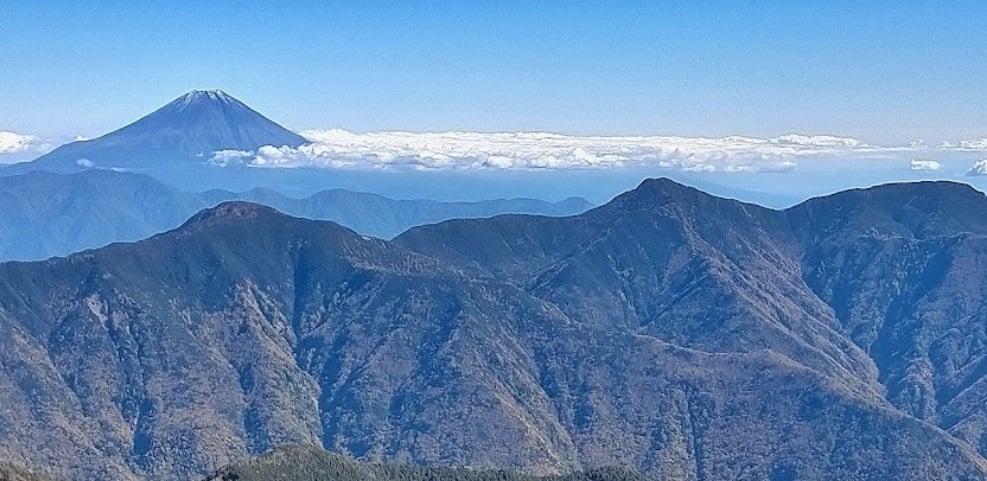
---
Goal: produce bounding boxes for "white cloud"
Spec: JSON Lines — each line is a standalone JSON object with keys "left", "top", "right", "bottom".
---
{"left": 910, "top": 159, "right": 942, "bottom": 171}
{"left": 0, "top": 131, "right": 52, "bottom": 160}
{"left": 939, "top": 137, "right": 987, "bottom": 151}
{"left": 769, "top": 134, "right": 864, "bottom": 148}
{"left": 967, "top": 159, "right": 987, "bottom": 176}
{"left": 958, "top": 138, "right": 987, "bottom": 150}
{"left": 210, "top": 129, "right": 906, "bottom": 173}
{"left": 210, "top": 149, "right": 253, "bottom": 165}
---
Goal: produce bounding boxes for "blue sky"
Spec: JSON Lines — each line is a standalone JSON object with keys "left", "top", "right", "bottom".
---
{"left": 2, "top": 1, "right": 986, "bottom": 144}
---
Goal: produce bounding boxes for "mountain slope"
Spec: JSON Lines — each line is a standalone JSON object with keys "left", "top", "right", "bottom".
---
{"left": 25, "top": 90, "right": 306, "bottom": 171}
{"left": 0, "top": 170, "right": 591, "bottom": 261}
{"left": 0, "top": 463, "right": 58, "bottom": 481}
{"left": 399, "top": 178, "right": 987, "bottom": 467}
{"left": 788, "top": 181, "right": 987, "bottom": 454}
{"left": 2, "top": 185, "right": 987, "bottom": 481}
{"left": 396, "top": 179, "right": 877, "bottom": 386}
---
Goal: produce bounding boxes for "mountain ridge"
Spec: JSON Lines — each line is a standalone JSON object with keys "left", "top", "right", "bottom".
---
{"left": 3, "top": 178, "right": 987, "bottom": 480}
{"left": 0, "top": 169, "right": 592, "bottom": 261}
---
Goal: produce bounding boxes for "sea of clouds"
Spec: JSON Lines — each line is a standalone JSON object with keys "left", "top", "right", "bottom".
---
{"left": 5, "top": 126, "right": 987, "bottom": 175}
{"left": 209, "top": 129, "right": 932, "bottom": 173}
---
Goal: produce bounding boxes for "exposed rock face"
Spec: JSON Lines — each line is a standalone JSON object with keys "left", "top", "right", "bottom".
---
{"left": 3, "top": 179, "right": 987, "bottom": 480}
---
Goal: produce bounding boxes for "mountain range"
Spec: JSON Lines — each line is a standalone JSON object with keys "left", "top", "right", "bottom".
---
{"left": 2, "top": 178, "right": 987, "bottom": 480}
{"left": 0, "top": 169, "right": 591, "bottom": 261}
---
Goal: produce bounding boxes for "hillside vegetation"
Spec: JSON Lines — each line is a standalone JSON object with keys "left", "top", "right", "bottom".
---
{"left": 207, "top": 446, "right": 646, "bottom": 481}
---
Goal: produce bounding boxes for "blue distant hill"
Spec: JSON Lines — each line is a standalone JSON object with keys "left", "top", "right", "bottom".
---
{"left": 0, "top": 169, "right": 592, "bottom": 261}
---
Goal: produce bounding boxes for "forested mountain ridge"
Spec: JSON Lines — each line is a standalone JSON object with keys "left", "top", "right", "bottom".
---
{"left": 2, "top": 179, "right": 987, "bottom": 480}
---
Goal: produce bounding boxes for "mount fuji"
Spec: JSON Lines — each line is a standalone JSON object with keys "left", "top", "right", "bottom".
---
{"left": 25, "top": 90, "right": 307, "bottom": 171}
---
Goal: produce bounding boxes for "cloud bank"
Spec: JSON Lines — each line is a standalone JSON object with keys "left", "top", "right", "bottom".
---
{"left": 0, "top": 131, "right": 52, "bottom": 159}
{"left": 211, "top": 129, "right": 915, "bottom": 172}
{"left": 941, "top": 138, "right": 987, "bottom": 151}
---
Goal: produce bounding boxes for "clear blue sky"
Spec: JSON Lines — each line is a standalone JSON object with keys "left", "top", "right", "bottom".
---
{"left": 2, "top": 1, "right": 985, "bottom": 144}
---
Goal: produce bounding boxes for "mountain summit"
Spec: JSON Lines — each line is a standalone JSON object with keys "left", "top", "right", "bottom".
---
{"left": 27, "top": 90, "right": 308, "bottom": 170}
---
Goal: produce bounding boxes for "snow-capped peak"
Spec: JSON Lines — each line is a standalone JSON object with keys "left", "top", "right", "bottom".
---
{"left": 173, "top": 89, "right": 235, "bottom": 108}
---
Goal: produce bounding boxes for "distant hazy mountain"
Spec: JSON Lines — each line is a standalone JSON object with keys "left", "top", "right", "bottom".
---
{"left": 0, "top": 170, "right": 592, "bottom": 261}
{"left": 0, "top": 170, "right": 202, "bottom": 261}
{"left": 25, "top": 90, "right": 307, "bottom": 171}
{"left": 2, "top": 179, "right": 987, "bottom": 481}
{"left": 204, "top": 445, "right": 645, "bottom": 481}
{"left": 203, "top": 187, "right": 592, "bottom": 240}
